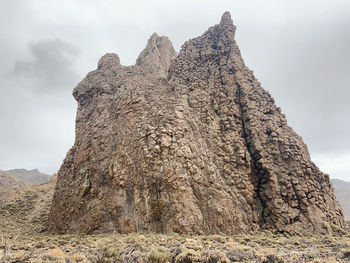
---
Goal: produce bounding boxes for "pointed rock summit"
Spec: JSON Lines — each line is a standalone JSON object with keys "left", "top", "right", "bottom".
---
{"left": 136, "top": 33, "right": 177, "bottom": 76}
{"left": 49, "top": 12, "right": 345, "bottom": 235}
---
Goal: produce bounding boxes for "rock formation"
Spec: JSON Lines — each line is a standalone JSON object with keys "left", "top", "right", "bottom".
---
{"left": 48, "top": 12, "right": 345, "bottom": 235}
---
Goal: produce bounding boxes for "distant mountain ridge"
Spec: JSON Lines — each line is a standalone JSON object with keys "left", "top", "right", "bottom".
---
{"left": 1, "top": 168, "right": 51, "bottom": 185}
{"left": 332, "top": 179, "right": 350, "bottom": 220}
{"left": 0, "top": 170, "right": 28, "bottom": 189}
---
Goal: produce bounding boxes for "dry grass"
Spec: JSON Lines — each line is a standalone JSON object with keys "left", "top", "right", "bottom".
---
{"left": 0, "top": 232, "right": 348, "bottom": 263}
{"left": 147, "top": 246, "right": 170, "bottom": 263}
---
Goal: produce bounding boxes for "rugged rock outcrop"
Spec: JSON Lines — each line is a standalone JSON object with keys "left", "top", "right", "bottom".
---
{"left": 48, "top": 12, "right": 345, "bottom": 235}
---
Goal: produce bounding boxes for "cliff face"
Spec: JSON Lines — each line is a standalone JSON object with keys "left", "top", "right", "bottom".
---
{"left": 48, "top": 12, "right": 345, "bottom": 235}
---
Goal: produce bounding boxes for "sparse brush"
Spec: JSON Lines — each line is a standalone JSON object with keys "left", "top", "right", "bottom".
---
{"left": 330, "top": 224, "right": 346, "bottom": 236}
{"left": 0, "top": 234, "right": 19, "bottom": 263}
{"left": 261, "top": 254, "right": 284, "bottom": 263}
{"left": 311, "top": 258, "right": 338, "bottom": 263}
{"left": 201, "top": 250, "right": 230, "bottom": 263}
{"left": 147, "top": 246, "right": 170, "bottom": 263}
{"left": 92, "top": 240, "right": 120, "bottom": 263}
{"left": 175, "top": 249, "right": 202, "bottom": 263}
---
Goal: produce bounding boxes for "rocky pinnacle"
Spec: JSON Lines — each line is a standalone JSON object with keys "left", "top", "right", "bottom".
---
{"left": 48, "top": 12, "right": 345, "bottom": 235}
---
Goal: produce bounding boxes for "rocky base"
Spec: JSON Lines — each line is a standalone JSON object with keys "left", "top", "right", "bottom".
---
{"left": 1, "top": 176, "right": 349, "bottom": 262}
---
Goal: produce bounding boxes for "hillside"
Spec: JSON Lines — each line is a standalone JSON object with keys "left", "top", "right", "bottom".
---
{"left": 5, "top": 168, "right": 51, "bottom": 184}
{"left": 332, "top": 179, "right": 350, "bottom": 220}
{"left": 0, "top": 174, "right": 56, "bottom": 235}
{"left": 0, "top": 170, "right": 28, "bottom": 189}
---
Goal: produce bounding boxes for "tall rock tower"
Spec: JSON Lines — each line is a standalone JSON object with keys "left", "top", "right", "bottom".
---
{"left": 48, "top": 12, "right": 345, "bottom": 235}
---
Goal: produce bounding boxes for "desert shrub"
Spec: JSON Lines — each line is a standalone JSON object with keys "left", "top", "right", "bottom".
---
{"left": 175, "top": 249, "right": 202, "bottom": 263}
{"left": 147, "top": 246, "right": 170, "bottom": 263}
{"left": 311, "top": 258, "right": 338, "bottom": 263}
{"left": 70, "top": 253, "right": 84, "bottom": 262}
{"left": 262, "top": 254, "right": 284, "bottom": 263}
{"left": 225, "top": 247, "right": 256, "bottom": 262}
{"left": 201, "top": 250, "right": 230, "bottom": 263}
{"left": 120, "top": 244, "right": 145, "bottom": 263}
{"left": 343, "top": 248, "right": 350, "bottom": 258}
{"left": 41, "top": 248, "right": 65, "bottom": 263}
{"left": 330, "top": 224, "right": 346, "bottom": 236}
{"left": 306, "top": 253, "right": 316, "bottom": 259}
{"left": 0, "top": 234, "right": 19, "bottom": 263}
{"left": 90, "top": 240, "right": 120, "bottom": 263}
{"left": 182, "top": 238, "right": 203, "bottom": 251}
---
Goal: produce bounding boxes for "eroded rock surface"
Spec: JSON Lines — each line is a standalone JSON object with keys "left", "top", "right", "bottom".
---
{"left": 48, "top": 12, "right": 345, "bottom": 235}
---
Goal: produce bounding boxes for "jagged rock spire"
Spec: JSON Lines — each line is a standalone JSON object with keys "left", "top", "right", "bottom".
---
{"left": 219, "top": 11, "right": 236, "bottom": 41}
{"left": 97, "top": 53, "right": 120, "bottom": 69}
{"left": 49, "top": 12, "right": 345, "bottom": 235}
{"left": 136, "top": 33, "right": 177, "bottom": 76}
{"left": 220, "top": 11, "right": 232, "bottom": 24}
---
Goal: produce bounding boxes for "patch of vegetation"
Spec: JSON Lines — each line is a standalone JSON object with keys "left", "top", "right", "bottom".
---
{"left": 147, "top": 246, "right": 170, "bottom": 263}
{"left": 343, "top": 248, "right": 350, "bottom": 258}
{"left": 330, "top": 223, "right": 346, "bottom": 236}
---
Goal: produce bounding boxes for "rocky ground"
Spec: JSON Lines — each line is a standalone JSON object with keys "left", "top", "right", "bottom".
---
{"left": 0, "top": 179, "right": 350, "bottom": 262}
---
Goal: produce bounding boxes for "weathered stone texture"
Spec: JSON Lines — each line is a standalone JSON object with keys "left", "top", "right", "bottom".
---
{"left": 48, "top": 12, "right": 345, "bottom": 235}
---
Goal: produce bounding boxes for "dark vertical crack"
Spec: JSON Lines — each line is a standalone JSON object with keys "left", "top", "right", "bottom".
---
{"left": 152, "top": 172, "right": 165, "bottom": 233}
{"left": 234, "top": 79, "right": 269, "bottom": 226}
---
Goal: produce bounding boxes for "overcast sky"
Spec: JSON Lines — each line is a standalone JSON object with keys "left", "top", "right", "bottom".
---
{"left": 0, "top": 0, "right": 349, "bottom": 181}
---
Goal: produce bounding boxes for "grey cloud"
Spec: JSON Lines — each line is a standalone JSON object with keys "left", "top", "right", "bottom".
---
{"left": 238, "top": 19, "right": 350, "bottom": 155}
{"left": 11, "top": 39, "right": 80, "bottom": 93}
{"left": 0, "top": 38, "right": 79, "bottom": 174}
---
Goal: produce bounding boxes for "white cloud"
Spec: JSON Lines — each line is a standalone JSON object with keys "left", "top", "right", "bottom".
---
{"left": 312, "top": 151, "right": 350, "bottom": 181}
